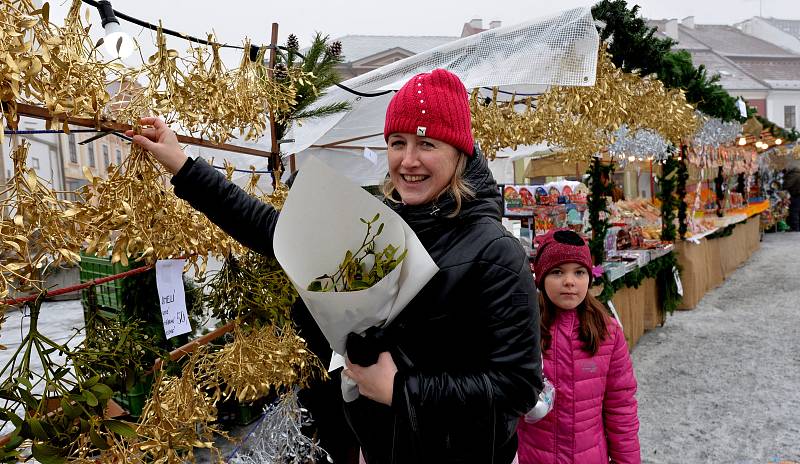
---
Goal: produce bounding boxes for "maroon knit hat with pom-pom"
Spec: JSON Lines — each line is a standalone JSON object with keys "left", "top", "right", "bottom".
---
{"left": 534, "top": 229, "right": 594, "bottom": 289}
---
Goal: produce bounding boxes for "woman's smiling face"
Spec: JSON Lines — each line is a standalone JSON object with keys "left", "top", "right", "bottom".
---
{"left": 387, "top": 133, "right": 459, "bottom": 206}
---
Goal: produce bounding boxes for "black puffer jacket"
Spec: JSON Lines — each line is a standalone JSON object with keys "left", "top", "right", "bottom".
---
{"left": 346, "top": 154, "right": 542, "bottom": 464}
{"left": 171, "top": 155, "right": 542, "bottom": 463}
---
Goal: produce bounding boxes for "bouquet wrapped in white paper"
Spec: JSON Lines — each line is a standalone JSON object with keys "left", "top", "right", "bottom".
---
{"left": 273, "top": 157, "right": 438, "bottom": 401}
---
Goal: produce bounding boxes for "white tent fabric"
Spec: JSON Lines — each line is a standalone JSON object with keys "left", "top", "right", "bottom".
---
{"left": 285, "top": 7, "right": 600, "bottom": 157}
{"left": 294, "top": 147, "right": 390, "bottom": 187}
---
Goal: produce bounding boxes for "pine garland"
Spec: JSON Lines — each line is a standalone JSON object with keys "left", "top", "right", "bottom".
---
{"left": 677, "top": 153, "right": 689, "bottom": 239}
{"left": 596, "top": 252, "right": 682, "bottom": 316}
{"left": 587, "top": 157, "right": 614, "bottom": 264}
{"left": 592, "top": 0, "right": 742, "bottom": 122}
{"left": 659, "top": 154, "right": 679, "bottom": 241}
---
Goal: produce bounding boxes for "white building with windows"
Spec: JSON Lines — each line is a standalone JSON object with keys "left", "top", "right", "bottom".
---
{"left": 0, "top": 117, "right": 129, "bottom": 200}
{"left": 649, "top": 17, "right": 800, "bottom": 132}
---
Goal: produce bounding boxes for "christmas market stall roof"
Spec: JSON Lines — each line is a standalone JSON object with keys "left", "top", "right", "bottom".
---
{"left": 285, "top": 7, "right": 600, "bottom": 186}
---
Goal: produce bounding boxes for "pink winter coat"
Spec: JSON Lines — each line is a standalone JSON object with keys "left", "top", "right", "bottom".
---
{"left": 517, "top": 309, "right": 640, "bottom": 464}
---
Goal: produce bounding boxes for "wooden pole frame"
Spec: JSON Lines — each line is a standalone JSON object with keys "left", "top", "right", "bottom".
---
{"left": 5, "top": 102, "right": 273, "bottom": 159}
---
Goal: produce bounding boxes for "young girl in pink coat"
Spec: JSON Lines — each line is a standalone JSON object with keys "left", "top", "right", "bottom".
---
{"left": 518, "top": 229, "right": 640, "bottom": 464}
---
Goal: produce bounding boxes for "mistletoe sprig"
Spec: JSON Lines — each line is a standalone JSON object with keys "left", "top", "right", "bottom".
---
{"left": 0, "top": 297, "right": 152, "bottom": 463}
{"left": 308, "top": 214, "right": 407, "bottom": 292}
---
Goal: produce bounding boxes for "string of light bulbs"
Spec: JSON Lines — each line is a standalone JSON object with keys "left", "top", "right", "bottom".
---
{"left": 78, "top": 0, "right": 394, "bottom": 98}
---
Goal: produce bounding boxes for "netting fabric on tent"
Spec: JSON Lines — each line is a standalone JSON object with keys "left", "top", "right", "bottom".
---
{"left": 287, "top": 7, "right": 600, "bottom": 155}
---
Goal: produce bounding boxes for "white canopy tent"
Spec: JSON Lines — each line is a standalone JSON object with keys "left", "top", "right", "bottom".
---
{"left": 285, "top": 7, "right": 600, "bottom": 186}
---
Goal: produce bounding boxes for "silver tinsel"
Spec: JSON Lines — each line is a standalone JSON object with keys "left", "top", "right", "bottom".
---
{"left": 228, "top": 389, "right": 332, "bottom": 464}
{"left": 692, "top": 115, "right": 742, "bottom": 147}
{"left": 608, "top": 125, "right": 671, "bottom": 164}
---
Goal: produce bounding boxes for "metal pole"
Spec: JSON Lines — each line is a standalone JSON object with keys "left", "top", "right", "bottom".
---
{"left": 267, "top": 23, "right": 281, "bottom": 187}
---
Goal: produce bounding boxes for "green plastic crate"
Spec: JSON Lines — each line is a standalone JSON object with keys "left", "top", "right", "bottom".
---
{"left": 79, "top": 253, "right": 134, "bottom": 312}
{"left": 114, "top": 377, "right": 153, "bottom": 419}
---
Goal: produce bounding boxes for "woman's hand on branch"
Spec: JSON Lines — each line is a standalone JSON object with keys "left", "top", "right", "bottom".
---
{"left": 125, "top": 117, "right": 188, "bottom": 175}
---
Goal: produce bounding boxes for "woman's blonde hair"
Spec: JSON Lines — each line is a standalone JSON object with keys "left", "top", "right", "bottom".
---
{"left": 382, "top": 153, "right": 475, "bottom": 217}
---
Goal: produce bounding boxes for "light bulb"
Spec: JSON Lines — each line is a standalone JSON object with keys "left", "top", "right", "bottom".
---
{"left": 775, "top": 138, "right": 783, "bottom": 145}
{"left": 103, "top": 21, "right": 135, "bottom": 59}
{"left": 738, "top": 137, "right": 747, "bottom": 146}
{"left": 627, "top": 156, "right": 635, "bottom": 162}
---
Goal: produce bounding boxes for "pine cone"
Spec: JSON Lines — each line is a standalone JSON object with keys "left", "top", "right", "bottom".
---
{"left": 274, "top": 62, "right": 288, "bottom": 80}
{"left": 286, "top": 34, "right": 299, "bottom": 51}
{"left": 326, "top": 40, "right": 342, "bottom": 58}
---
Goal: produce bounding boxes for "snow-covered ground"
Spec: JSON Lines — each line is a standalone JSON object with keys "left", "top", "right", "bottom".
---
{"left": 634, "top": 233, "right": 800, "bottom": 463}
{"left": 0, "top": 299, "right": 86, "bottom": 435}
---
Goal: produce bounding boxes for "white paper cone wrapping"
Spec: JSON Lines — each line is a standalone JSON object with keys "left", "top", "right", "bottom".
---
{"left": 273, "top": 156, "right": 438, "bottom": 382}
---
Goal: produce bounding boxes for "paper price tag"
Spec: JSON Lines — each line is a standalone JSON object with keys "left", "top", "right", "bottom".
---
{"left": 607, "top": 301, "right": 622, "bottom": 328}
{"left": 673, "top": 266, "right": 684, "bottom": 297}
{"left": 155, "top": 259, "right": 192, "bottom": 339}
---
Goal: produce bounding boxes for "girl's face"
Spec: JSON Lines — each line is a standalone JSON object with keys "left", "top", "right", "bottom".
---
{"left": 543, "top": 262, "right": 590, "bottom": 310}
{"left": 387, "top": 133, "right": 459, "bottom": 206}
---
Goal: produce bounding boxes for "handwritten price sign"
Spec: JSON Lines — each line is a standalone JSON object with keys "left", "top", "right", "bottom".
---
{"left": 155, "top": 259, "right": 192, "bottom": 339}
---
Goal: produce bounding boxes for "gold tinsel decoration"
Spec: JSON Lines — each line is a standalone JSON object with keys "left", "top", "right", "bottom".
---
{"left": 470, "top": 44, "right": 700, "bottom": 162}
{"left": 77, "top": 138, "right": 235, "bottom": 276}
{"left": 1, "top": 0, "right": 114, "bottom": 137}
{"left": 0, "top": 142, "right": 83, "bottom": 296}
{"left": 208, "top": 323, "right": 325, "bottom": 403}
{"left": 86, "top": 347, "right": 227, "bottom": 464}
{"left": 2, "top": 2, "right": 307, "bottom": 145}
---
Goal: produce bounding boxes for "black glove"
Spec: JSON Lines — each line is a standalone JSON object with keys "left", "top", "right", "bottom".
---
{"left": 346, "top": 327, "right": 389, "bottom": 366}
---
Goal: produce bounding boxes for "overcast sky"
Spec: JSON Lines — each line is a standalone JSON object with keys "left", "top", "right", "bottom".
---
{"left": 46, "top": 0, "right": 800, "bottom": 66}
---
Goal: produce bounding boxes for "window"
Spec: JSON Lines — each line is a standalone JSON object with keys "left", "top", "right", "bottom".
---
{"left": 68, "top": 134, "right": 77, "bottom": 163}
{"left": 65, "top": 179, "right": 88, "bottom": 201}
{"left": 31, "top": 157, "right": 40, "bottom": 170}
{"left": 87, "top": 143, "right": 96, "bottom": 167}
{"left": 785, "top": 105, "right": 796, "bottom": 129}
{"left": 102, "top": 145, "right": 109, "bottom": 170}
{"left": 115, "top": 149, "right": 122, "bottom": 166}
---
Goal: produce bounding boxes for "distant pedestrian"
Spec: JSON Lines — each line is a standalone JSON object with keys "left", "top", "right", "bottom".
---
{"left": 784, "top": 159, "right": 800, "bottom": 231}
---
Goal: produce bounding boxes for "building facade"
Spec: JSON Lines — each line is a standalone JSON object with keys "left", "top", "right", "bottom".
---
{"left": 1, "top": 119, "right": 129, "bottom": 200}
{"left": 649, "top": 17, "right": 800, "bottom": 131}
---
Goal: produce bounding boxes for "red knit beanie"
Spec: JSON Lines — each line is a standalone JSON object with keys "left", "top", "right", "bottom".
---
{"left": 384, "top": 69, "right": 475, "bottom": 156}
{"left": 534, "top": 229, "right": 594, "bottom": 289}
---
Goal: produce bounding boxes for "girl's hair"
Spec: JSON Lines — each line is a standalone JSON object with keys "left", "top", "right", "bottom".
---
{"left": 539, "top": 291, "right": 610, "bottom": 355}
{"left": 383, "top": 153, "right": 475, "bottom": 217}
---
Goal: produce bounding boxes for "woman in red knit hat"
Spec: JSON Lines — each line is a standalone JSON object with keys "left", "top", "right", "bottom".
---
{"left": 517, "top": 228, "right": 640, "bottom": 464}
{"left": 127, "top": 68, "right": 541, "bottom": 464}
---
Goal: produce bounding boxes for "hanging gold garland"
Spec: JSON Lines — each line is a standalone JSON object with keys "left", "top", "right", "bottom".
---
{"left": 2, "top": 2, "right": 310, "bottom": 146}
{"left": 77, "top": 139, "right": 235, "bottom": 277}
{"left": 1, "top": 0, "right": 116, "bottom": 135}
{"left": 207, "top": 323, "right": 325, "bottom": 403}
{"left": 470, "top": 45, "right": 700, "bottom": 162}
{"left": 0, "top": 142, "right": 83, "bottom": 296}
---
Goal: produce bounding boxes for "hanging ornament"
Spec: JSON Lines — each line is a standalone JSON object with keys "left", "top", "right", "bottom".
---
{"left": 692, "top": 114, "right": 742, "bottom": 147}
